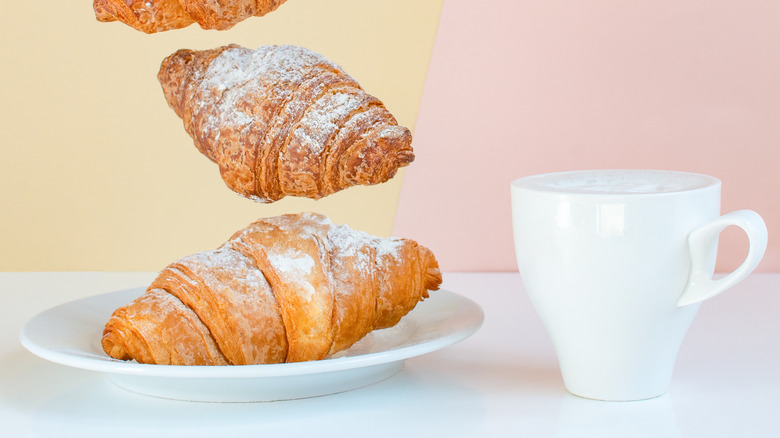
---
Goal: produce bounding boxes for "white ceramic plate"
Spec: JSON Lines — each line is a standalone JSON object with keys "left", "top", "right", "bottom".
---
{"left": 20, "top": 288, "right": 483, "bottom": 402}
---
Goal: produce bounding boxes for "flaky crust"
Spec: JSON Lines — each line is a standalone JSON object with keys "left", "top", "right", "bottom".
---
{"left": 93, "top": 0, "right": 288, "bottom": 33}
{"left": 158, "top": 44, "right": 415, "bottom": 203}
{"left": 101, "top": 212, "right": 442, "bottom": 365}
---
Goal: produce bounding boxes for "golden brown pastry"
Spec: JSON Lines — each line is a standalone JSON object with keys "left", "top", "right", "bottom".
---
{"left": 102, "top": 212, "right": 441, "bottom": 365}
{"left": 158, "top": 44, "right": 415, "bottom": 203}
{"left": 93, "top": 0, "right": 288, "bottom": 33}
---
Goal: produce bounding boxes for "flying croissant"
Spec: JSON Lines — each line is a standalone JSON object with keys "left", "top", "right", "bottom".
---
{"left": 93, "top": 0, "right": 288, "bottom": 33}
{"left": 101, "top": 212, "right": 441, "bottom": 365}
{"left": 157, "top": 44, "right": 415, "bottom": 203}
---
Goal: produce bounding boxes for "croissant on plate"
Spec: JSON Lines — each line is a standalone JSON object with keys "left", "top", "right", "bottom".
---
{"left": 93, "top": 0, "right": 287, "bottom": 33}
{"left": 157, "top": 44, "right": 415, "bottom": 203}
{"left": 101, "top": 212, "right": 441, "bottom": 365}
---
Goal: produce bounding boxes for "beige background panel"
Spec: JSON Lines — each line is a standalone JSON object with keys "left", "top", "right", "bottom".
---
{"left": 0, "top": 1, "right": 442, "bottom": 271}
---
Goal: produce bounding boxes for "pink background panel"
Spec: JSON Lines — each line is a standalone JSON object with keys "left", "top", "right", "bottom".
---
{"left": 393, "top": 0, "right": 779, "bottom": 272}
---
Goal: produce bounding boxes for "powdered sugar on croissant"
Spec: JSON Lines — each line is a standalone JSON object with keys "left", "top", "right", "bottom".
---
{"left": 93, "top": 0, "right": 288, "bottom": 33}
{"left": 101, "top": 212, "right": 441, "bottom": 365}
{"left": 158, "top": 44, "right": 415, "bottom": 203}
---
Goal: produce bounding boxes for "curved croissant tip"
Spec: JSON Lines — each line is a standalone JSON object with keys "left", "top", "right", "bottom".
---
{"left": 158, "top": 49, "right": 197, "bottom": 117}
{"left": 93, "top": 0, "right": 118, "bottom": 23}
{"left": 101, "top": 329, "right": 131, "bottom": 361}
{"left": 423, "top": 247, "right": 442, "bottom": 292}
{"left": 397, "top": 148, "right": 415, "bottom": 167}
{"left": 389, "top": 126, "right": 414, "bottom": 167}
{"left": 377, "top": 126, "right": 414, "bottom": 169}
{"left": 426, "top": 266, "right": 442, "bottom": 293}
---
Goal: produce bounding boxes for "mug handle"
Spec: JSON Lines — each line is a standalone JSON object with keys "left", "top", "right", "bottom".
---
{"left": 677, "top": 210, "right": 768, "bottom": 307}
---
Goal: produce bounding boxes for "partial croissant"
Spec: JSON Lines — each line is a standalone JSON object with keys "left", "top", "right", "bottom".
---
{"left": 158, "top": 44, "right": 415, "bottom": 203}
{"left": 102, "top": 212, "right": 441, "bottom": 365}
{"left": 93, "top": 0, "right": 287, "bottom": 33}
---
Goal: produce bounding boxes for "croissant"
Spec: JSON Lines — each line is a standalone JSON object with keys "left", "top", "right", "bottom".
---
{"left": 102, "top": 212, "right": 441, "bottom": 365}
{"left": 93, "top": 0, "right": 287, "bottom": 33}
{"left": 157, "top": 44, "right": 415, "bottom": 203}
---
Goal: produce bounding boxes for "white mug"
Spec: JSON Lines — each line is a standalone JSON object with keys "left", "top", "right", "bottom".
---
{"left": 510, "top": 169, "right": 768, "bottom": 401}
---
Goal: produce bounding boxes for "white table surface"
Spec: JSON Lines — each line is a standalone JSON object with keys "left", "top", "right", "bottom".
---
{"left": 1, "top": 271, "right": 778, "bottom": 437}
